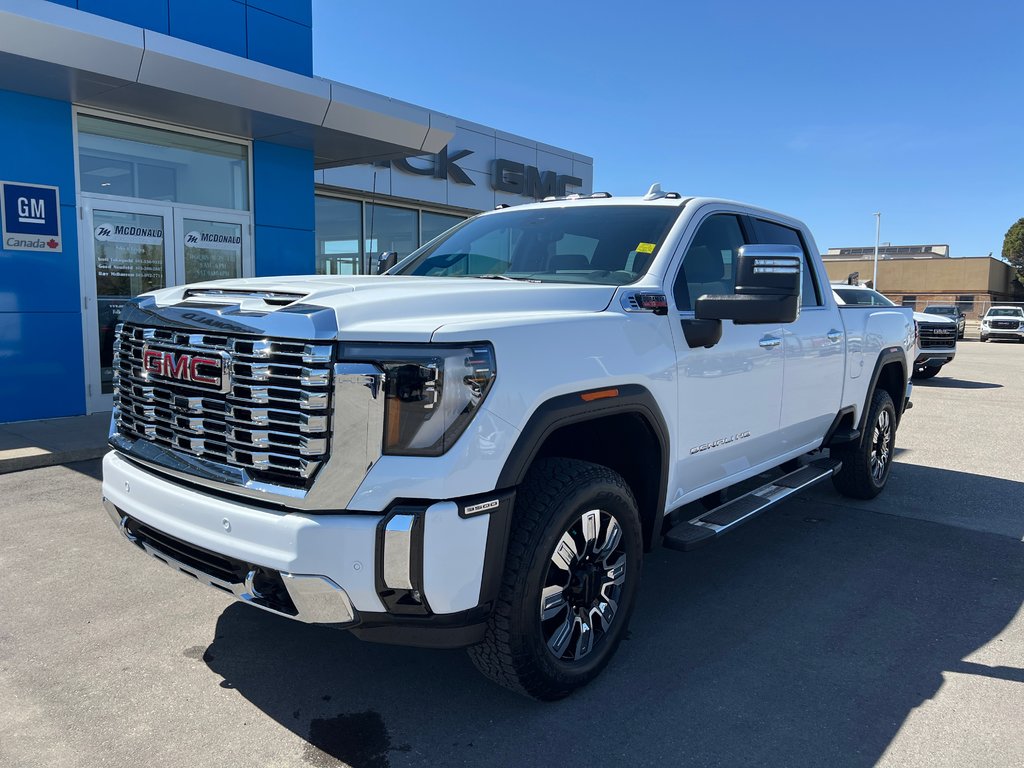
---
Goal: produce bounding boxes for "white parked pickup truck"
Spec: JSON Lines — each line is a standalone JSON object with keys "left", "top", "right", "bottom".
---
{"left": 102, "top": 189, "right": 915, "bottom": 700}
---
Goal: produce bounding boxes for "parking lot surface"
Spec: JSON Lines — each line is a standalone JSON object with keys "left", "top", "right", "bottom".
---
{"left": 1, "top": 341, "right": 1022, "bottom": 768}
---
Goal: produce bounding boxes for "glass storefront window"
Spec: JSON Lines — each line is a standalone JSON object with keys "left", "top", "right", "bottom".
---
{"left": 316, "top": 196, "right": 362, "bottom": 275}
{"left": 183, "top": 218, "right": 243, "bottom": 283}
{"left": 78, "top": 115, "right": 249, "bottom": 210}
{"left": 422, "top": 211, "right": 465, "bottom": 244}
{"left": 365, "top": 203, "right": 418, "bottom": 261}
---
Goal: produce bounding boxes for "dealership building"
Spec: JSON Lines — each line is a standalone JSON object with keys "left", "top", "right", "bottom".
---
{"left": 822, "top": 244, "right": 1023, "bottom": 317}
{"left": 0, "top": 0, "right": 593, "bottom": 424}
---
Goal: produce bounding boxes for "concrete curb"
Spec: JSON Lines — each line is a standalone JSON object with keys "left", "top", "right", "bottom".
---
{"left": 0, "top": 412, "right": 111, "bottom": 475}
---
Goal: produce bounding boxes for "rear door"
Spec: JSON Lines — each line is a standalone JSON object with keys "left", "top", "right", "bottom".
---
{"left": 750, "top": 217, "right": 844, "bottom": 451}
{"left": 667, "top": 209, "right": 785, "bottom": 502}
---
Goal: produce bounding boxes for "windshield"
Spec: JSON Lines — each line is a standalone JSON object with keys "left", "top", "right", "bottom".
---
{"left": 833, "top": 287, "right": 896, "bottom": 307}
{"left": 986, "top": 308, "right": 1024, "bottom": 317}
{"left": 924, "top": 306, "right": 956, "bottom": 316}
{"left": 393, "top": 204, "right": 681, "bottom": 285}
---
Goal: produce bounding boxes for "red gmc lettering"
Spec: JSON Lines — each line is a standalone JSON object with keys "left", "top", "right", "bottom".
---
{"left": 142, "top": 349, "right": 221, "bottom": 386}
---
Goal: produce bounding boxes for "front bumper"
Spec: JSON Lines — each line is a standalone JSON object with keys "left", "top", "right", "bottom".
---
{"left": 102, "top": 451, "right": 509, "bottom": 646}
{"left": 982, "top": 326, "right": 1024, "bottom": 339}
{"left": 914, "top": 350, "right": 955, "bottom": 367}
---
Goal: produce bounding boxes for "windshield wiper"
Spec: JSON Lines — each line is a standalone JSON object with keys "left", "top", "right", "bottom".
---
{"left": 472, "top": 274, "right": 540, "bottom": 282}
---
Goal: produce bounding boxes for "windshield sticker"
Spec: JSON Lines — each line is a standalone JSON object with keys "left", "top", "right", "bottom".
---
{"left": 636, "top": 242, "right": 656, "bottom": 254}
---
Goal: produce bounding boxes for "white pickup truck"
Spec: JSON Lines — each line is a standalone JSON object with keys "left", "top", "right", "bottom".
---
{"left": 102, "top": 190, "right": 915, "bottom": 700}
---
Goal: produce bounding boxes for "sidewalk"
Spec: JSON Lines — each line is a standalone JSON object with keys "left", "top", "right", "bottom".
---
{"left": 0, "top": 412, "right": 111, "bottom": 474}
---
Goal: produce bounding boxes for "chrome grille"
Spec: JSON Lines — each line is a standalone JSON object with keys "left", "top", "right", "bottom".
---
{"left": 990, "top": 320, "right": 1020, "bottom": 330}
{"left": 113, "top": 323, "right": 334, "bottom": 488}
{"left": 917, "top": 323, "right": 957, "bottom": 349}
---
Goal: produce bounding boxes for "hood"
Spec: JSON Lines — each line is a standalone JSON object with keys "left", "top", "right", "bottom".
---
{"left": 914, "top": 311, "right": 956, "bottom": 325}
{"left": 142, "top": 275, "right": 618, "bottom": 342}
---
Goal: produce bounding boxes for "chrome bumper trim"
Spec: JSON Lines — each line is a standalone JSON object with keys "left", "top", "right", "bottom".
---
{"left": 104, "top": 498, "right": 357, "bottom": 625}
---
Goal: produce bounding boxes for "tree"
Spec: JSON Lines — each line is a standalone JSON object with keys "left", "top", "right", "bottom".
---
{"left": 1003, "top": 218, "right": 1024, "bottom": 285}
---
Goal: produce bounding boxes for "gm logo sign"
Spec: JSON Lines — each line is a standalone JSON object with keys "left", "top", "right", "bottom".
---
{"left": 0, "top": 181, "right": 62, "bottom": 253}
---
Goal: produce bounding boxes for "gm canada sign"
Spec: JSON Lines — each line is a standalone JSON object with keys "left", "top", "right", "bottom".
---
{"left": 0, "top": 181, "right": 62, "bottom": 252}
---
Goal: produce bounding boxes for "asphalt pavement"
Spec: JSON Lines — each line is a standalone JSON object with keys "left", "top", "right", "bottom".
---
{"left": 1, "top": 341, "right": 1022, "bottom": 768}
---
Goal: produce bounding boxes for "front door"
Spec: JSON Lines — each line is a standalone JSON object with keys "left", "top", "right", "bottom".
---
{"left": 81, "top": 199, "right": 251, "bottom": 413}
{"left": 667, "top": 210, "right": 786, "bottom": 507}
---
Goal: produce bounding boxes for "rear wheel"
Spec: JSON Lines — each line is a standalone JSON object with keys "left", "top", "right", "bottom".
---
{"left": 467, "top": 458, "right": 643, "bottom": 700}
{"left": 831, "top": 388, "right": 897, "bottom": 500}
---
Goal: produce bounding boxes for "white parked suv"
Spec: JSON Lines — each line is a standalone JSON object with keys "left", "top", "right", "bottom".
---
{"left": 832, "top": 284, "right": 957, "bottom": 379}
{"left": 103, "top": 190, "right": 915, "bottom": 699}
{"left": 980, "top": 306, "right": 1024, "bottom": 342}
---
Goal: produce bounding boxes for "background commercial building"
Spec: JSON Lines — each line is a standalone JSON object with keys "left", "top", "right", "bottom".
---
{"left": 0, "top": 0, "right": 593, "bottom": 424}
{"left": 823, "top": 245, "right": 1022, "bottom": 316}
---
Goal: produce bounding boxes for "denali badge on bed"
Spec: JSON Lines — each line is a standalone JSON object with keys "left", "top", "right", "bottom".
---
{"left": 141, "top": 345, "right": 230, "bottom": 392}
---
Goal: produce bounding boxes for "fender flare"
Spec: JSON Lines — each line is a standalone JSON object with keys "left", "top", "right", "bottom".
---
{"left": 860, "top": 346, "right": 909, "bottom": 433}
{"left": 495, "top": 384, "right": 670, "bottom": 547}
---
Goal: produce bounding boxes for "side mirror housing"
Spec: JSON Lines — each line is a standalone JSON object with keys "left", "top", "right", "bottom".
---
{"left": 695, "top": 245, "right": 802, "bottom": 325}
{"left": 375, "top": 251, "right": 399, "bottom": 275}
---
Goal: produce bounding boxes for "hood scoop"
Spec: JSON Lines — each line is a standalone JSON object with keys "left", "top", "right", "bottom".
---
{"left": 180, "top": 287, "right": 307, "bottom": 311}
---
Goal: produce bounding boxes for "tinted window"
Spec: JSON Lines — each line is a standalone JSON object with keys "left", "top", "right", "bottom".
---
{"left": 396, "top": 205, "right": 680, "bottom": 285}
{"left": 753, "top": 219, "right": 820, "bottom": 307}
{"left": 833, "top": 288, "right": 896, "bottom": 307}
{"left": 986, "top": 308, "right": 1024, "bottom": 317}
{"left": 673, "top": 214, "right": 746, "bottom": 311}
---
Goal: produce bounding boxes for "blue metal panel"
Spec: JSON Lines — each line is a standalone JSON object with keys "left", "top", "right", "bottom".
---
{"left": 246, "top": 0, "right": 311, "bottom": 27}
{"left": 252, "top": 141, "right": 314, "bottom": 231}
{"left": 0, "top": 205, "right": 81, "bottom": 314}
{"left": 169, "top": 0, "right": 246, "bottom": 57}
{"left": 254, "top": 225, "right": 314, "bottom": 277}
{"left": 46, "top": 0, "right": 78, "bottom": 8}
{"left": 245, "top": 6, "right": 312, "bottom": 75}
{"left": 0, "top": 91, "right": 77, "bottom": 204}
{"left": 78, "top": 0, "right": 170, "bottom": 33}
{"left": 0, "top": 311, "right": 86, "bottom": 422}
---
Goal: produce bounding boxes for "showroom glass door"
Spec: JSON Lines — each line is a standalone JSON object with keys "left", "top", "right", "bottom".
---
{"left": 82, "top": 199, "right": 174, "bottom": 412}
{"left": 81, "top": 202, "right": 253, "bottom": 413}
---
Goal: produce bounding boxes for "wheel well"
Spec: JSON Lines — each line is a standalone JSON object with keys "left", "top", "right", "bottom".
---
{"left": 875, "top": 360, "right": 906, "bottom": 418}
{"left": 531, "top": 413, "right": 663, "bottom": 551}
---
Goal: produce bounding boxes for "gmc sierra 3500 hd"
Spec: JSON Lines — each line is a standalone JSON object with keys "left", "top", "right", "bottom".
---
{"left": 102, "top": 188, "right": 915, "bottom": 700}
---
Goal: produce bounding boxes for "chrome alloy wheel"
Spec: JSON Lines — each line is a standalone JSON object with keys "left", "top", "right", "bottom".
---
{"left": 870, "top": 408, "right": 892, "bottom": 483}
{"left": 539, "top": 509, "right": 627, "bottom": 662}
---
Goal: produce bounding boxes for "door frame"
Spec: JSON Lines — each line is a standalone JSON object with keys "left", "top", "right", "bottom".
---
{"left": 79, "top": 196, "right": 176, "bottom": 414}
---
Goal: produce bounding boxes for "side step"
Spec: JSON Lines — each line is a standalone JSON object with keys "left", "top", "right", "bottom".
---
{"left": 663, "top": 458, "right": 841, "bottom": 551}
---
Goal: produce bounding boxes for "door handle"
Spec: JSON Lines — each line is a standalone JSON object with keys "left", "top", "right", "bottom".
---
{"left": 826, "top": 329, "right": 844, "bottom": 343}
{"left": 759, "top": 336, "right": 782, "bottom": 349}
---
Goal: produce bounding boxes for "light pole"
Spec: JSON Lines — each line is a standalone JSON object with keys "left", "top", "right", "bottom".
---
{"left": 873, "top": 212, "right": 881, "bottom": 290}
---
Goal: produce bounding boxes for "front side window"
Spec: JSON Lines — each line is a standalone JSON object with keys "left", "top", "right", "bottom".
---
{"left": 395, "top": 205, "right": 680, "bottom": 285}
{"left": 673, "top": 214, "right": 746, "bottom": 311}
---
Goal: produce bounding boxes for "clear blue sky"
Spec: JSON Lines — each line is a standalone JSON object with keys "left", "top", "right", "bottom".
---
{"left": 312, "top": 1, "right": 1022, "bottom": 258}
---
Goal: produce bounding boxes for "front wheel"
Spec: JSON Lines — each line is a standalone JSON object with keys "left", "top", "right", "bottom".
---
{"left": 831, "top": 388, "right": 897, "bottom": 500}
{"left": 980, "top": 335, "right": 989, "bottom": 342}
{"left": 912, "top": 365, "right": 941, "bottom": 380}
{"left": 467, "top": 458, "right": 643, "bottom": 700}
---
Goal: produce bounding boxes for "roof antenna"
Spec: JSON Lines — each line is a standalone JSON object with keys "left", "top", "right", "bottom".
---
{"left": 644, "top": 182, "right": 666, "bottom": 200}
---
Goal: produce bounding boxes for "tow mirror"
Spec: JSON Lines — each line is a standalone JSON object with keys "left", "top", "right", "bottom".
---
{"left": 375, "top": 251, "right": 399, "bottom": 275}
{"left": 694, "top": 245, "right": 802, "bottom": 325}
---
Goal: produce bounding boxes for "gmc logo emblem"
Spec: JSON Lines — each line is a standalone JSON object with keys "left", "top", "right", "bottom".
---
{"left": 142, "top": 346, "right": 230, "bottom": 392}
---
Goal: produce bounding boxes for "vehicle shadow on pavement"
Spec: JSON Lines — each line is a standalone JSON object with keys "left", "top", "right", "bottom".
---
{"left": 201, "top": 467, "right": 1024, "bottom": 768}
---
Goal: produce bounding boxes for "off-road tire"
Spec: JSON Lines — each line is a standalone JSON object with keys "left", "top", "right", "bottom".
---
{"left": 831, "top": 388, "right": 897, "bottom": 500}
{"left": 467, "top": 458, "right": 643, "bottom": 701}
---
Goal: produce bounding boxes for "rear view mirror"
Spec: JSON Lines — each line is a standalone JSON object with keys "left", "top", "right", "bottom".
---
{"left": 695, "top": 245, "right": 802, "bottom": 325}
{"left": 375, "top": 251, "right": 399, "bottom": 275}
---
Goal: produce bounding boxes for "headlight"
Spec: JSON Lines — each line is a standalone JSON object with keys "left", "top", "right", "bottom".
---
{"left": 339, "top": 343, "right": 495, "bottom": 456}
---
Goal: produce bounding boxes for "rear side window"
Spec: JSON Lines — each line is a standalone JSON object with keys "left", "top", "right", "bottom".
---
{"left": 673, "top": 214, "right": 747, "bottom": 311}
{"left": 752, "top": 219, "right": 821, "bottom": 307}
